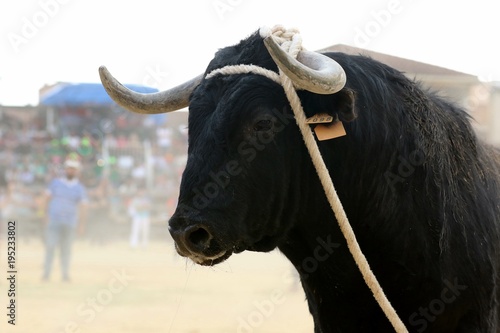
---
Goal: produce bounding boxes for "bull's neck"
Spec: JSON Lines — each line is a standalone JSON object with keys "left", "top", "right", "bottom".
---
{"left": 277, "top": 144, "right": 380, "bottom": 332}
{"left": 278, "top": 145, "right": 353, "bottom": 288}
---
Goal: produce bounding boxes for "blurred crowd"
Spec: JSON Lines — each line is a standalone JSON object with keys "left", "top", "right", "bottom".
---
{"left": 0, "top": 106, "right": 188, "bottom": 242}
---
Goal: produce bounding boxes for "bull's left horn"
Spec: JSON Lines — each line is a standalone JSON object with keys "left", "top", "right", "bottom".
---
{"left": 99, "top": 66, "right": 203, "bottom": 114}
{"left": 263, "top": 36, "right": 346, "bottom": 95}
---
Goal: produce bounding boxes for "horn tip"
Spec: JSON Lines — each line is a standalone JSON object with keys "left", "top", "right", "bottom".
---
{"left": 98, "top": 66, "right": 114, "bottom": 87}
{"left": 98, "top": 66, "right": 109, "bottom": 76}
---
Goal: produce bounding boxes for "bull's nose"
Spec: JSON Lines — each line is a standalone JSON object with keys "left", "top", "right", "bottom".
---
{"left": 184, "top": 225, "right": 213, "bottom": 252}
{"left": 169, "top": 219, "right": 217, "bottom": 256}
{"left": 169, "top": 217, "right": 233, "bottom": 266}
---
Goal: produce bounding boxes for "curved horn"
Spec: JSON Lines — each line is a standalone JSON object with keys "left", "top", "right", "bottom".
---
{"left": 263, "top": 36, "right": 346, "bottom": 95}
{"left": 99, "top": 66, "right": 203, "bottom": 114}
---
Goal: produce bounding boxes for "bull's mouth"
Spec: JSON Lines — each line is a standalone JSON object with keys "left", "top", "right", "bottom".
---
{"left": 191, "top": 250, "right": 233, "bottom": 266}
{"left": 173, "top": 234, "right": 280, "bottom": 266}
{"left": 174, "top": 243, "right": 233, "bottom": 266}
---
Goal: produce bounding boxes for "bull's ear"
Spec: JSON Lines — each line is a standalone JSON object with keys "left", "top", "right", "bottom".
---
{"left": 299, "top": 87, "right": 357, "bottom": 122}
{"left": 334, "top": 88, "right": 357, "bottom": 122}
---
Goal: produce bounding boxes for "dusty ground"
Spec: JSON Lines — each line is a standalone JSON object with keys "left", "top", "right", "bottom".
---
{"left": 0, "top": 237, "right": 314, "bottom": 333}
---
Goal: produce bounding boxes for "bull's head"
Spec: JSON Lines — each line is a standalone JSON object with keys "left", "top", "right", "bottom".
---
{"left": 100, "top": 30, "right": 353, "bottom": 266}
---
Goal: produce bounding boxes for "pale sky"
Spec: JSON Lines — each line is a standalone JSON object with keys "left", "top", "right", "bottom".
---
{"left": 1, "top": 0, "right": 499, "bottom": 106}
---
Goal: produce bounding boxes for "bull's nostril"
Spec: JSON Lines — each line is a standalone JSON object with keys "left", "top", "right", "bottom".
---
{"left": 187, "top": 226, "right": 212, "bottom": 249}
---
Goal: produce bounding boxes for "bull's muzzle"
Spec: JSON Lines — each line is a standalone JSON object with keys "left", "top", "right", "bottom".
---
{"left": 169, "top": 218, "right": 232, "bottom": 266}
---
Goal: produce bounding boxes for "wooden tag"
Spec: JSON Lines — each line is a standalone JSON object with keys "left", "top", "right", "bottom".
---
{"left": 305, "top": 113, "right": 334, "bottom": 124}
{"left": 314, "top": 120, "right": 346, "bottom": 141}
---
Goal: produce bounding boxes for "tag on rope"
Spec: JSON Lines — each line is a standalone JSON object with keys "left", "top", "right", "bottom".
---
{"left": 314, "top": 120, "right": 346, "bottom": 141}
{"left": 305, "top": 113, "right": 334, "bottom": 124}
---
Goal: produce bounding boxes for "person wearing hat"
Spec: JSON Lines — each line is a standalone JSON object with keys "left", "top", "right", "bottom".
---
{"left": 42, "top": 159, "right": 88, "bottom": 282}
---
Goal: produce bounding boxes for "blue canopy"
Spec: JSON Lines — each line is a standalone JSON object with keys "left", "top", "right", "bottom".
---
{"left": 40, "top": 83, "right": 158, "bottom": 107}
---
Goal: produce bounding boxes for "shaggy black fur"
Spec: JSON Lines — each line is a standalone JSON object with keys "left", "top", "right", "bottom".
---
{"left": 169, "top": 31, "right": 500, "bottom": 332}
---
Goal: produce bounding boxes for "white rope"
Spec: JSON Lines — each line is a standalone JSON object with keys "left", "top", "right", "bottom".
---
{"left": 206, "top": 26, "right": 408, "bottom": 333}
{"left": 205, "top": 64, "right": 281, "bottom": 84}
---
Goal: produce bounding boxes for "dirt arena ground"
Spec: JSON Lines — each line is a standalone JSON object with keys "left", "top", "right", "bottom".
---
{"left": 0, "top": 237, "right": 314, "bottom": 333}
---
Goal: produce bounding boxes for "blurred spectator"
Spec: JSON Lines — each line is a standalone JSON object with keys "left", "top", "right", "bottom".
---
{"left": 127, "top": 186, "right": 151, "bottom": 248}
{"left": 116, "top": 134, "right": 128, "bottom": 148}
{"left": 18, "top": 165, "right": 35, "bottom": 185}
{"left": 65, "top": 132, "right": 81, "bottom": 150}
{"left": 128, "top": 133, "right": 142, "bottom": 149}
{"left": 131, "top": 163, "right": 147, "bottom": 182}
{"left": 108, "top": 163, "right": 121, "bottom": 188}
{"left": 78, "top": 135, "right": 93, "bottom": 159}
{"left": 1, "top": 181, "right": 37, "bottom": 219}
{"left": 156, "top": 125, "right": 172, "bottom": 152}
{"left": 115, "top": 114, "right": 128, "bottom": 135}
{"left": 105, "top": 133, "right": 117, "bottom": 148}
{"left": 118, "top": 155, "right": 134, "bottom": 170}
{"left": 17, "top": 127, "right": 33, "bottom": 154}
{"left": 42, "top": 159, "right": 88, "bottom": 282}
{"left": 48, "top": 138, "right": 65, "bottom": 164}
{"left": 119, "top": 178, "right": 137, "bottom": 197}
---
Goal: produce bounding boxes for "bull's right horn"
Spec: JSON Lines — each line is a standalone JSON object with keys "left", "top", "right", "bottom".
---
{"left": 263, "top": 35, "right": 346, "bottom": 95}
{"left": 99, "top": 66, "right": 203, "bottom": 114}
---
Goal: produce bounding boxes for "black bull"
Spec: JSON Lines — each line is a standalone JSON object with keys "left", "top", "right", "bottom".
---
{"left": 104, "top": 31, "right": 500, "bottom": 332}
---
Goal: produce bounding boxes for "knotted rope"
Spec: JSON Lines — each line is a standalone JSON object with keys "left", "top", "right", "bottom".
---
{"left": 207, "top": 25, "right": 408, "bottom": 333}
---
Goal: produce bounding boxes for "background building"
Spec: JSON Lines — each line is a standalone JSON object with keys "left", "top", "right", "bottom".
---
{"left": 321, "top": 44, "right": 500, "bottom": 146}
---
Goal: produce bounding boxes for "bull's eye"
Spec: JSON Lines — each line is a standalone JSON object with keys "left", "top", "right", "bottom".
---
{"left": 253, "top": 119, "right": 273, "bottom": 132}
